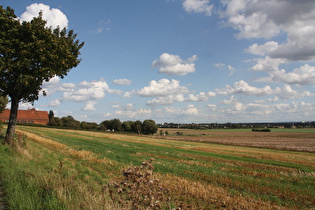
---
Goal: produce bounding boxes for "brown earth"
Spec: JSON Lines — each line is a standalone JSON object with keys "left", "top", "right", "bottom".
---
{"left": 156, "top": 129, "right": 315, "bottom": 152}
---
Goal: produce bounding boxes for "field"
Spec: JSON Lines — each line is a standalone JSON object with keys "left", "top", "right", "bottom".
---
{"left": 157, "top": 128, "right": 315, "bottom": 152}
{"left": 0, "top": 126, "right": 314, "bottom": 209}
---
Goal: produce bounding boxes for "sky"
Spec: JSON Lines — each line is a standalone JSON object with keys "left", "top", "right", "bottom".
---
{"left": 2, "top": 0, "right": 315, "bottom": 124}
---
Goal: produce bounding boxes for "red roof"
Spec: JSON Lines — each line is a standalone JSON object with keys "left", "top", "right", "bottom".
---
{"left": 0, "top": 109, "right": 49, "bottom": 125}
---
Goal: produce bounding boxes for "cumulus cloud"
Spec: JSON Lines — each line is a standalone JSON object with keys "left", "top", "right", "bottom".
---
{"left": 246, "top": 41, "right": 279, "bottom": 56}
{"left": 20, "top": 3, "right": 68, "bottom": 29}
{"left": 147, "top": 94, "right": 186, "bottom": 106}
{"left": 152, "top": 53, "right": 197, "bottom": 76}
{"left": 63, "top": 80, "right": 110, "bottom": 102}
{"left": 138, "top": 79, "right": 189, "bottom": 97}
{"left": 108, "top": 107, "right": 152, "bottom": 120}
{"left": 275, "top": 84, "right": 311, "bottom": 100}
{"left": 186, "top": 92, "right": 208, "bottom": 101}
{"left": 269, "top": 64, "right": 315, "bottom": 85}
{"left": 216, "top": 80, "right": 273, "bottom": 96}
{"left": 183, "top": 104, "right": 199, "bottom": 115}
{"left": 112, "top": 79, "right": 132, "bottom": 85}
{"left": 249, "top": 56, "right": 286, "bottom": 72}
{"left": 47, "top": 99, "right": 61, "bottom": 107}
{"left": 220, "top": 0, "right": 315, "bottom": 61}
{"left": 42, "top": 76, "right": 75, "bottom": 96}
{"left": 183, "top": 0, "right": 214, "bottom": 16}
{"left": 207, "top": 91, "right": 216, "bottom": 97}
{"left": 83, "top": 101, "right": 97, "bottom": 111}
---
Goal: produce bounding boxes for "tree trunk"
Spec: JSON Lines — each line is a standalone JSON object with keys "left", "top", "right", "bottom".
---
{"left": 4, "top": 97, "right": 19, "bottom": 145}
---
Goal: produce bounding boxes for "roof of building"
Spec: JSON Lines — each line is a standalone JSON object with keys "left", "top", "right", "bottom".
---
{"left": 0, "top": 109, "right": 48, "bottom": 120}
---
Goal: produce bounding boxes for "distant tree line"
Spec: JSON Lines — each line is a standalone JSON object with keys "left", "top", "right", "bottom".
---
{"left": 159, "top": 121, "right": 315, "bottom": 129}
{"left": 48, "top": 111, "right": 158, "bottom": 135}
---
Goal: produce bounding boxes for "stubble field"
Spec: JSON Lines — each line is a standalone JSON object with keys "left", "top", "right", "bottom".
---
{"left": 156, "top": 128, "right": 315, "bottom": 152}
{"left": 0, "top": 126, "right": 314, "bottom": 209}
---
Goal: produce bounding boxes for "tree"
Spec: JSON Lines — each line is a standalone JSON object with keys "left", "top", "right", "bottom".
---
{"left": 61, "top": 116, "right": 80, "bottom": 128}
{"left": 122, "top": 121, "right": 131, "bottom": 132}
{"left": 142, "top": 119, "right": 158, "bottom": 135}
{"left": 48, "top": 110, "right": 54, "bottom": 123}
{"left": 0, "top": 6, "right": 84, "bottom": 144}
{"left": 131, "top": 120, "right": 142, "bottom": 134}
{"left": 0, "top": 96, "right": 8, "bottom": 114}
{"left": 110, "top": 119, "right": 122, "bottom": 131}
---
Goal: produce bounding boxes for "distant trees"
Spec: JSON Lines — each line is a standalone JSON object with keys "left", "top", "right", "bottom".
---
{"left": 142, "top": 119, "right": 158, "bottom": 135}
{"left": 100, "top": 119, "right": 122, "bottom": 131}
{"left": 46, "top": 112, "right": 158, "bottom": 135}
{"left": 100, "top": 119, "right": 158, "bottom": 135}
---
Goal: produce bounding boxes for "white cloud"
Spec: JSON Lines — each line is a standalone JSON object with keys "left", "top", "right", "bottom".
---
{"left": 254, "top": 96, "right": 279, "bottom": 104}
{"left": 186, "top": 92, "right": 208, "bottom": 101}
{"left": 183, "top": 105, "right": 199, "bottom": 115}
{"left": 108, "top": 107, "right": 152, "bottom": 120}
{"left": 83, "top": 101, "right": 97, "bottom": 111}
{"left": 183, "top": 0, "right": 214, "bottom": 16}
{"left": 246, "top": 41, "right": 279, "bottom": 56}
{"left": 269, "top": 64, "right": 315, "bottom": 85}
{"left": 63, "top": 80, "right": 110, "bottom": 102}
{"left": 138, "top": 79, "right": 189, "bottom": 97}
{"left": 20, "top": 3, "right": 68, "bottom": 29}
{"left": 220, "top": 0, "right": 315, "bottom": 61}
{"left": 112, "top": 79, "right": 132, "bottom": 85}
{"left": 207, "top": 104, "right": 216, "bottom": 110}
{"left": 275, "top": 84, "right": 311, "bottom": 100}
{"left": 216, "top": 80, "right": 273, "bottom": 96}
{"left": 48, "top": 99, "right": 61, "bottom": 107}
{"left": 214, "top": 63, "right": 225, "bottom": 68}
{"left": 152, "top": 53, "right": 197, "bottom": 76}
{"left": 42, "top": 76, "right": 75, "bottom": 96}
{"left": 207, "top": 91, "right": 216, "bottom": 97}
{"left": 249, "top": 56, "right": 286, "bottom": 72}
{"left": 222, "top": 95, "right": 237, "bottom": 105}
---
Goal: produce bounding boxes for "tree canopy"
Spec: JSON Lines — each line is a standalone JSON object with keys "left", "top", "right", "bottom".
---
{"left": 0, "top": 6, "right": 84, "bottom": 144}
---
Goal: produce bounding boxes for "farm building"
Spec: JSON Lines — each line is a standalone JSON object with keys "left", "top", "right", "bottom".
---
{"left": 0, "top": 108, "right": 49, "bottom": 125}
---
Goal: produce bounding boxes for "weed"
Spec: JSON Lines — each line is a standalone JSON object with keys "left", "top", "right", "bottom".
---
{"left": 107, "top": 158, "right": 172, "bottom": 209}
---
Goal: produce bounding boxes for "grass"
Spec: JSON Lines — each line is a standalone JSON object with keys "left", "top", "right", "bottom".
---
{"left": 0, "top": 126, "right": 314, "bottom": 209}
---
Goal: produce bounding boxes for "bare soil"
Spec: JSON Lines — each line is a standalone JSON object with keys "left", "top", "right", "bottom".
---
{"left": 156, "top": 129, "right": 315, "bottom": 152}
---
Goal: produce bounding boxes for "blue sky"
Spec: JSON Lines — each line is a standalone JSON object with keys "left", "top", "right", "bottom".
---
{"left": 3, "top": 0, "right": 315, "bottom": 123}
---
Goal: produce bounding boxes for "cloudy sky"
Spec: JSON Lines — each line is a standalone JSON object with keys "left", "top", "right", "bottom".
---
{"left": 3, "top": 0, "right": 315, "bottom": 123}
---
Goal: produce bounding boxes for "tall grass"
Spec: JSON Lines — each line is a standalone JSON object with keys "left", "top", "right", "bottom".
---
{"left": 0, "top": 131, "right": 119, "bottom": 209}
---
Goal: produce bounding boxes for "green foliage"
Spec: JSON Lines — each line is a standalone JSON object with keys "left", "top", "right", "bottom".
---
{"left": 0, "top": 6, "right": 84, "bottom": 144}
{"left": 101, "top": 119, "right": 122, "bottom": 131}
{"left": 142, "top": 119, "right": 158, "bottom": 135}
{"left": 131, "top": 120, "right": 142, "bottom": 134}
{"left": 0, "top": 95, "right": 8, "bottom": 113}
{"left": 0, "top": 6, "right": 84, "bottom": 103}
{"left": 122, "top": 121, "right": 131, "bottom": 132}
{"left": 61, "top": 116, "right": 80, "bottom": 128}
{"left": 80, "top": 121, "right": 98, "bottom": 130}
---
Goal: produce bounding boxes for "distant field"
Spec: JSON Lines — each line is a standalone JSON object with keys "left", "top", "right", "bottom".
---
{"left": 158, "top": 128, "right": 315, "bottom": 134}
{"left": 157, "top": 128, "right": 315, "bottom": 152}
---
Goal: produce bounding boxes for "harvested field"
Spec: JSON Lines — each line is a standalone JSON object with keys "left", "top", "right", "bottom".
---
{"left": 1, "top": 126, "right": 313, "bottom": 209}
{"left": 157, "top": 128, "right": 315, "bottom": 152}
